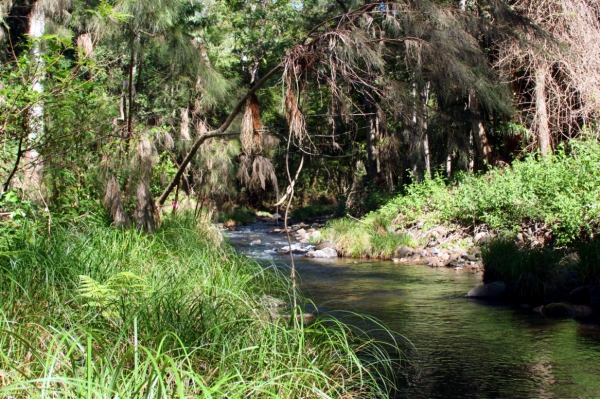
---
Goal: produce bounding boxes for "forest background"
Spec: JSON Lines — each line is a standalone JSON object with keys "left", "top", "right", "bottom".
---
{"left": 1, "top": 0, "right": 599, "bottom": 231}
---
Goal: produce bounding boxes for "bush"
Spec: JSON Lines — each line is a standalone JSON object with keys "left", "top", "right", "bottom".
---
{"left": 373, "top": 138, "right": 600, "bottom": 244}
{"left": 290, "top": 204, "right": 336, "bottom": 220}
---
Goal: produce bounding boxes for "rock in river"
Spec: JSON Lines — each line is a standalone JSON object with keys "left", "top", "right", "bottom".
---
{"left": 466, "top": 281, "right": 507, "bottom": 298}
{"left": 306, "top": 247, "right": 338, "bottom": 258}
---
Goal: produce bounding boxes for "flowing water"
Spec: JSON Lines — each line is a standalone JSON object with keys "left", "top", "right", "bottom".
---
{"left": 226, "top": 221, "right": 600, "bottom": 398}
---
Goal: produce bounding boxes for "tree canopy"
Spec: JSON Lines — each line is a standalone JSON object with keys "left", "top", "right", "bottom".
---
{"left": 1, "top": 0, "right": 599, "bottom": 228}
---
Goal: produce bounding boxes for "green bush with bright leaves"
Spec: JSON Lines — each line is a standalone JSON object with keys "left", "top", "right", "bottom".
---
{"left": 381, "top": 138, "right": 600, "bottom": 243}
{"left": 322, "top": 138, "right": 600, "bottom": 263}
{"left": 0, "top": 214, "right": 398, "bottom": 398}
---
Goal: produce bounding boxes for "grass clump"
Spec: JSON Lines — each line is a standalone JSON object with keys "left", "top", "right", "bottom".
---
{"left": 291, "top": 204, "right": 336, "bottom": 220}
{"left": 574, "top": 237, "right": 600, "bottom": 285}
{"left": 322, "top": 218, "right": 413, "bottom": 259}
{"left": 481, "top": 239, "right": 563, "bottom": 300}
{"left": 0, "top": 214, "right": 398, "bottom": 398}
{"left": 218, "top": 206, "right": 256, "bottom": 225}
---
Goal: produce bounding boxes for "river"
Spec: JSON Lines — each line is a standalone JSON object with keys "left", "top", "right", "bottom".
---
{"left": 225, "top": 220, "right": 600, "bottom": 398}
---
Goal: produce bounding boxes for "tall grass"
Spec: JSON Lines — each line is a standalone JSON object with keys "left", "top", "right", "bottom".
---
{"left": 322, "top": 218, "right": 413, "bottom": 259}
{"left": 481, "top": 239, "right": 563, "bottom": 300}
{"left": 0, "top": 214, "right": 398, "bottom": 398}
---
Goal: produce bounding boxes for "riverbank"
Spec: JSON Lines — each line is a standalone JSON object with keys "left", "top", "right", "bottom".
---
{"left": 0, "top": 214, "right": 397, "bottom": 398}
{"left": 275, "top": 138, "right": 600, "bottom": 316}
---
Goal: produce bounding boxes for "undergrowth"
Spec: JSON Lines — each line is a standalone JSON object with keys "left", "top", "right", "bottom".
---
{"left": 0, "top": 213, "right": 399, "bottom": 398}
{"left": 322, "top": 138, "right": 600, "bottom": 259}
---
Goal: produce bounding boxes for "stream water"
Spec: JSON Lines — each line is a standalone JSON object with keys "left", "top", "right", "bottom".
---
{"left": 225, "top": 221, "right": 600, "bottom": 398}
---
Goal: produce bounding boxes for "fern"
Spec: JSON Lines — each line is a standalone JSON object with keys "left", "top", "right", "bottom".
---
{"left": 78, "top": 272, "right": 153, "bottom": 322}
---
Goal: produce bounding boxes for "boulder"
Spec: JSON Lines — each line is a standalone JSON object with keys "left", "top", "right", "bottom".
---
{"left": 590, "top": 285, "right": 600, "bottom": 311}
{"left": 466, "top": 281, "right": 507, "bottom": 298}
{"left": 277, "top": 244, "right": 310, "bottom": 254}
{"left": 296, "top": 228, "right": 307, "bottom": 235}
{"left": 474, "top": 232, "right": 492, "bottom": 244}
{"left": 315, "top": 241, "right": 336, "bottom": 250}
{"left": 250, "top": 239, "right": 262, "bottom": 245}
{"left": 395, "top": 246, "right": 414, "bottom": 258}
{"left": 541, "top": 302, "right": 593, "bottom": 318}
{"left": 568, "top": 286, "right": 591, "bottom": 305}
{"left": 306, "top": 247, "right": 338, "bottom": 258}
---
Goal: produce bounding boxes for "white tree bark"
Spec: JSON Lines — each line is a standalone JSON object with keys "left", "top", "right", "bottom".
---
{"left": 534, "top": 63, "right": 551, "bottom": 157}
{"left": 22, "top": 4, "right": 45, "bottom": 190}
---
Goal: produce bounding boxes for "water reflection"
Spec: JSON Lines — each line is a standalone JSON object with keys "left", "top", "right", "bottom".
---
{"left": 226, "top": 222, "right": 600, "bottom": 398}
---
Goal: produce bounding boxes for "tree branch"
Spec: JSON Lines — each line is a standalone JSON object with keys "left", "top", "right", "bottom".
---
{"left": 156, "top": 63, "right": 283, "bottom": 206}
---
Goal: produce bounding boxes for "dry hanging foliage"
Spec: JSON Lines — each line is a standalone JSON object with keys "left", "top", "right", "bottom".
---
{"left": 237, "top": 154, "right": 278, "bottom": 195}
{"left": 497, "top": 0, "right": 600, "bottom": 148}
{"left": 240, "top": 94, "right": 263, "bottom": 155}
{"left": 103, "top": 174, "right": 131, "bottom": 229}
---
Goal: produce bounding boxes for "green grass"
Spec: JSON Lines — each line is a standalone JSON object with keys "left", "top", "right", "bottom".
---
{"left": 0, "top": 214, "right": 399, "bottom": 398}
{"left": 218, "top": 206, "right": 256, "bottom": 225}
{"left": 322, "top": 218, "right": 413, "bottom": 259}
{"left": 481, "top": 239, "right": 563, "bottom": 300}
{"left": 574, "top": 237, "right": 600, "bottom": 285}
{"left": 290, "top": 204, "right": 336, "bottom": 220}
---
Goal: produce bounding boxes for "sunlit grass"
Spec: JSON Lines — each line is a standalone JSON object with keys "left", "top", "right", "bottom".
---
{"left": 0, "top": 213, "right": 399, "bottom": 398}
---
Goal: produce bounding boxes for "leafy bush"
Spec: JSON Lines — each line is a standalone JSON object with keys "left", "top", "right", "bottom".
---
{"left": 375, "top": 138, "right": 600, "bottom": 244}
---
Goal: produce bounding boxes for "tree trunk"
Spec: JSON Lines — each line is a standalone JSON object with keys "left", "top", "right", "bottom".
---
{"left": 133, "top": 134, "right": 158, "bottom": 231}
{"left": 470, "top": 91, "right": 493, "bottom": 166}
{"left": 421, "top": 81, "right": 431, "bottom": 179}
{"left": 534, "top": 63, "right": 551, "bottom": 157}
{"left": 21, "top": 3, "right": 45, "bottom": 193}
{"left": 363, "top": 94, "right": 378, "bottom": 180}
{"left": 103, "top": 174, "right": 131, "bottom": 229}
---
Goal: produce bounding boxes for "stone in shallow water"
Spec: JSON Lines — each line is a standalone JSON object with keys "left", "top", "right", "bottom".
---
{"left": 306, "top": 247, "right": 338, "bottom": 258}
{"left": 315, "top": 241, "right": 336, "bottom": 250}
{"left": 466, "top": 281, "right": 507, "bottom": 298}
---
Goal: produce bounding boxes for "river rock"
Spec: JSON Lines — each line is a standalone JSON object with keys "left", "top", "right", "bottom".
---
{"left": 250, "top": 239, "right": 261, "bottom": 245}
{"left": 395, "top": 246, "right": 414, "bottom": 258}
{"left": 466, "top": 281, "right": 507, "bottom": 298}
{"left": 568, "top": 286, "right": 591, "bottom": 305}
{"left": 540, "top": 302, "right": 593, "bottom": 318}
{"left": 315, "top": 241, "right": 336, "bottom": 250}
{"left": 306, "top": 247, "right": 338, "bottom": 258}
{"left": 277, "top": 244, "right": 310, "bottom": 254}
{"left": 474, "top": 232, "right": 492, "bottom": 244}
{"left": 590, "top": 285, "right": 600, "bottom": 311}
{"left": 464, "top": 253, "right": 479, "bottom": 262}
{"left": 310, "top": 230, "right": 321, "bottom": 239}
{"left": 296, "top": 228, "right": 307, "bottom": 234}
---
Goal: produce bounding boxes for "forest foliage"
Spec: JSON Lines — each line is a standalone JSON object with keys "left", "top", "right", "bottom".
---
{"left": 1, "top": 0, "right": 599, "bottom": 229}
